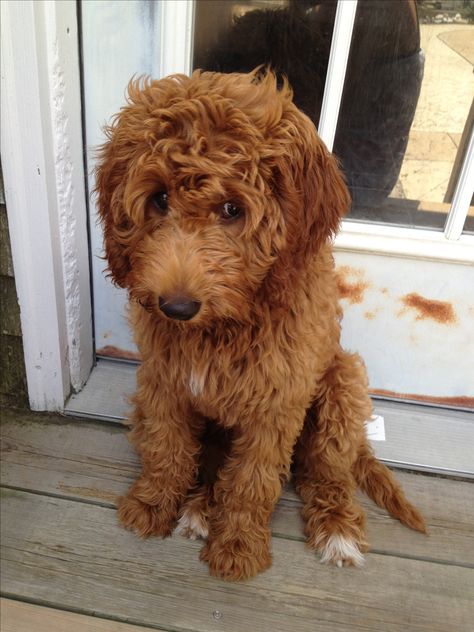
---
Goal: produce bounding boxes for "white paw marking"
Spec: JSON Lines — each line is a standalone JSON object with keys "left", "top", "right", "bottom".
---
{"left": 175, "top": 507, "right": 209, "bottom": 540}
{"left": 189, "top": 368, "right": 206, "bottom": 397}
{"left": 319, "top": 534, "right": 365, "bottom": 567}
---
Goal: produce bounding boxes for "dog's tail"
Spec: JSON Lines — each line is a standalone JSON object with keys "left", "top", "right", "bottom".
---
{"left": 354, "top": 444, "right": 427, "bottom": 533}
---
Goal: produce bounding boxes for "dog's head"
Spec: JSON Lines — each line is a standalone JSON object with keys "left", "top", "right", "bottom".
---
{"left": 95, "top": 70, "right": 349, "bottom": 325}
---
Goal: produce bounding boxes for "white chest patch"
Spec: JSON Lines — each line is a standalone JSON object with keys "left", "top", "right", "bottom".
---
{"left": 189, "top": 368, "right": 206, "bottom": 397}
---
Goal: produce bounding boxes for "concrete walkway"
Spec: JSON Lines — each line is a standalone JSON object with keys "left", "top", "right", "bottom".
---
{"left": 396, "top": 24, "right": 474, "bottom": 204}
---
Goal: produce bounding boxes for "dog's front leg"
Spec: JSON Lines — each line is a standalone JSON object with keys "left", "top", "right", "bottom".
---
{"left": 200, "top": 409, "right": 304, "bottom": 581}
{"left": 293, "top": 351, "right": 371, "bottom": 567}
{"left": 118, "top": 398, "right": 201, "bottom": 538}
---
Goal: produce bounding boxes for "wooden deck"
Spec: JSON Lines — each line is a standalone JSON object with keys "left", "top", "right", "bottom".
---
{"left": 1, "top": 408, "right": 473, "bottom": 632}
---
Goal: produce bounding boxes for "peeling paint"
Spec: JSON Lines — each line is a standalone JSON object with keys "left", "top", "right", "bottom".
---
{"left": 51, "top": 39, "right": 83, "bottom": 389}
{"left": 336, "top": 266, "right": 370, "bottom": 305}
{"left": 400, "top": 292, "right": 457, "bottom": 324}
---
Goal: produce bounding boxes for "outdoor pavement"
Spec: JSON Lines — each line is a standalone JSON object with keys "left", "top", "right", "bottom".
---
{"left": 395, "top": 24, "right": 474, "bottom": 204}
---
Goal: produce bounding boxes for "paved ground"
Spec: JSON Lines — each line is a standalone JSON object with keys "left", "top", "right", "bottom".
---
{"left": 396, "top": 24, "right": 474, "bottom": 204}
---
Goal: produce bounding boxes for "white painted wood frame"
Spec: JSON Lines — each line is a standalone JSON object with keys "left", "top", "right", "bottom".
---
{"left": 318, "top": 0, "right": 358, "bottom": 152}
{"left": 335, "top": 221, "right": 474, "bottom": 262}
{"left": 444, "top": 128, "right": 474, "bottom": 241}
{"left": 160, "top": 0, "right": 195, "bottom": 77}
{"left": 1, "top": 0, "right": 93, "bottom": 409}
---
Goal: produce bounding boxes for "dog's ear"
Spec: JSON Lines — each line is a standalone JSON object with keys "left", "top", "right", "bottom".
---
{"left": 94, "top": 106, "right": 145, "bottom": 288}
{"left": 94, "top": 75, "right": 189, "bottom": 288}
{"left": 263, "top": 102, "right": 350, "bottom": 308}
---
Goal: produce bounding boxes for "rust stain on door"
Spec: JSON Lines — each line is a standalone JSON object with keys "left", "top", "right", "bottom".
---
{"left": 364, "top": 309, "right": 382, "bottom": 320}
{"left": 96, "top": 345, "right": 141, "bottom": 362}
{"left": 400, "top": 293, "right": 457, "bottom": 324}
{"left": 371, "top": 388, "right": 473, "bottom": 410}
{"left": 336, "top": 266, "right": 370, "bottom": 304}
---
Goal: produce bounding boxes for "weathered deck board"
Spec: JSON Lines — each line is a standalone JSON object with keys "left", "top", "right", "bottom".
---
{"left": 2, "top": 489, "right": 473, "bottom": 632}
{"left": 0, "top": 598, "right": 156, "bottom": 632}
{"left": 1, "top": 410, "right": 473, "bottom": 566}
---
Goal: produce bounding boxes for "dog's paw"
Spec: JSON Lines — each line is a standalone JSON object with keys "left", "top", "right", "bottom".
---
{"left": 200, "top": 534, "right": 271, "bottom": 581}
{"left": 117, "top": 494, "right": 174, "bottom": 538}
{"left": 175, "top": 505, "right": 209, "bottom": 541}
{"left": 316, "top": 533, "right": 365, "bottom": 568}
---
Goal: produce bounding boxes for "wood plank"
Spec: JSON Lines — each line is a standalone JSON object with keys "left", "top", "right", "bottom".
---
{"left": 1, "top": 410, "right": 473, "bottom": 566}
{"left": 0, "top": 598, "right": 157, "bottom": 632}
{"left": 64, "top": 359, "right": 474, "bottom": 476}
{"left": 2, "top": 489, "right": 473, "bottom": 632}
{"left": 0, "top": 409, "right": 135, "bottom": 506}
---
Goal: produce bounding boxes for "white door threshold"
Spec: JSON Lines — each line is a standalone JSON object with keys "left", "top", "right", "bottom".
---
{"left": 65, "top": 359, "right": 474, "bottom": 478}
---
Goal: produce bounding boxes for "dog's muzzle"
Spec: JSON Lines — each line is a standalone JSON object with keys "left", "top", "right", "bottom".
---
{"left": 158, "top": 296, "right": 201, "bottom": 321}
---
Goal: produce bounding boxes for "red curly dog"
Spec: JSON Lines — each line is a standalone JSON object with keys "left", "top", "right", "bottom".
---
{"left": 96, "top": 70, "right": 425, "bottom": 581}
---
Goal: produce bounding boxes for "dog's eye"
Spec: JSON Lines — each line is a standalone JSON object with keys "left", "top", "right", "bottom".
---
{"left": 221, "top": 202, "right": 242, "bottom": 220}
{"left": 150, "top": 191, "right": 168, "bottom": 214}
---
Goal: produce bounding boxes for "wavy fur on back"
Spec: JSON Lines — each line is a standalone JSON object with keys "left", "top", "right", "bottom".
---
{"left": 95, "top": 70, "right": 425, "bottom": 581}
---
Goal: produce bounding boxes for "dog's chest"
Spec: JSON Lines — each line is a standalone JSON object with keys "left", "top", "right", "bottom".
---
{"left": 185, "top": 353, "right": 248, "bottom": 421}
{"left": 188, "top": 366, "right": 207, "bottom": 397}
{"left": 184, "top": 344, "right": 308, "bottom": 424}
{"left": 186, "top": 362, "right": 228, "bottom": 422}
{"left": 176, "top": 315, "right": 328, "bottom": 421}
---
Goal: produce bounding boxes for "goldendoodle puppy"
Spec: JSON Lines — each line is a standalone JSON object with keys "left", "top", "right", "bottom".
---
{"left": 95, "top": 70, "right": 425, "bottom": 581}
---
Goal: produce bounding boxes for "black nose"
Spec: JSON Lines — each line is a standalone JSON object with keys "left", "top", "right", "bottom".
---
{"left": 158, "top": 296, "right": 201, "bottom": 321}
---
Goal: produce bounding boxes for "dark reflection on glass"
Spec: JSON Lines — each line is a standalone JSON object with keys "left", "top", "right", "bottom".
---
{"left": 193, "top": 0, "right": 474, "bottom": 232}
{"left": 194, "top": 0, "right": 336, "bottom": 124}
{"left": 336, "top": 0, "right": 474, "bottom": 231}
{"left": 335, "top": 0, "right": 423, "bottom": 209}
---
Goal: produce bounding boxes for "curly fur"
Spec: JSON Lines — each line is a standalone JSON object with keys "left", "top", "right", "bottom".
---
{"left": 95, "top": 69, "right": 425, "bottom": 581}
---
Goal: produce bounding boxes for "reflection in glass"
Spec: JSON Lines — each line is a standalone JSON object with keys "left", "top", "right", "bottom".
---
{"left": 193, "top": 0, "right": 474, "bottom": 231}
{"left": 339, "top": 0, "right": 474, "bottom": 230}
{"left": 194, "top": 0, "right": 336, "bottom": 122}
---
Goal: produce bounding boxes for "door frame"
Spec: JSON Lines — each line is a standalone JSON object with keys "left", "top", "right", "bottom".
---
{"left": 1, "top": 0, "right": 93, "bottom": 409}
{"left": 2, "top": 0, "right": 473, "bottom": 410}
